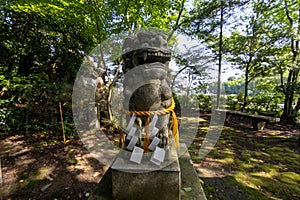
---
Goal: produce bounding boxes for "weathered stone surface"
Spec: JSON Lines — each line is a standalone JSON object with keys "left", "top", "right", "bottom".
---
{"left": 122, "top": 32, "right": 173, "bottom": 148}
{"left": 89, "top": 144, "right": 207, "bottom": 200}
{"left": 179, "top": 144, "right": 207, "bottom": 200}
{"left": 111, "top": 149, "right": 180, "bottom": 200}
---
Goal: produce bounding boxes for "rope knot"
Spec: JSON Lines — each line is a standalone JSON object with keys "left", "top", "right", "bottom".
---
{"left": 123, "top": 98, "right": 179, "bottom": 149}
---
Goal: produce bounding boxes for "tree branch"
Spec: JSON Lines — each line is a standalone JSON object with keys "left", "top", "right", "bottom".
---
{"left": 167, "top": 0, "right": 186, "bottom": 41}
{"left": 284, "top": 0, "right": 296, "bottom": 57}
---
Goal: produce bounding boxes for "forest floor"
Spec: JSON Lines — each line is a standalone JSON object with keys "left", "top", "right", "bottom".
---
{"left": 192, "top": 113, "right": 300, "bottom": 200}
{"left": 0, "top": 132, "right": 106, "bottom": 200}
{"left": 0, "top": 113, "right": 299, "bottom": 200}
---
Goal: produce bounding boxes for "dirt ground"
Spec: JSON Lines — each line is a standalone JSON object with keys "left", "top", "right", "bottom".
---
{"left": 0, "top": 113, "right": 299, "bottom": 200}
{"left": 0, "top": 133, "right": 106, "bottom": 200}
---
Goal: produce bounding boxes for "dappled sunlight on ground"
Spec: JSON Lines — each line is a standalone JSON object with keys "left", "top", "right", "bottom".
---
{"left": 190, "top": 113, "right": 300, "bottom": 200}
{"left": 0, "top": 111, "right": 299, "bottom": 199}
{"left": 0, "top": 132, "right": 106, "bottom": 199}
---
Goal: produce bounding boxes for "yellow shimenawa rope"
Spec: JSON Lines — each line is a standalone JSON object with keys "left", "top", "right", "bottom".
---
{"left": 144, "top": 116, "right": 151, "bottom": 152}
{"left": 124, "top": 98, "right": 179, "bottom": 149}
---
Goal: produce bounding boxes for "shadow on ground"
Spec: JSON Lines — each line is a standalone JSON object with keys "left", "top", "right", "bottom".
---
{"left": 0, "top": 132, "right": 106, "bottom": 200}
{"left": 191, "top": 112, "right": 300, "bottom": 200}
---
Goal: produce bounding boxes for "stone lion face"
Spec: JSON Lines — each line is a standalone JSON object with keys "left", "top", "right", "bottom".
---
{"left": 122, "top": 32, "right": 172, "bottom": 111}
{"left": 122, "top": 32, "right": 171, "bottom": 72}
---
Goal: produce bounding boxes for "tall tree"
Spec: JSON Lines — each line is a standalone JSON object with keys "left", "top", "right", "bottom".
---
{"left": 172, "top": 42, "right": 214, "bottom": 107}
{"left": 217, "top": 1, "right": 225, "bottom": 109}
{"left": 0, "top": 0, "right": 187, "bottom": 131}
{"left": 260, "top": 0, "right": 300, "bottom": 123}
{"left": 178, "top": 0, "right": 246, "bottom": 108}
{"left": 0, "top": 0, "right": 94, "bottom": 80}
{"left": 280, "top": 0, "right": 300, "bottom": 123}
{"left": 0, "top": 0, "right": 96, "bottom": 131}
{"left": 223, "top": 0, "right": 279, "bottom": 111}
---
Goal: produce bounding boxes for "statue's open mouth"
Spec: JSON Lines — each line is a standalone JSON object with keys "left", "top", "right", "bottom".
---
{"left": 138, "top": 48, "right": 171, "bottom": 63}
{"left": 123, "top": 48, "right": 171, "bottom": 69}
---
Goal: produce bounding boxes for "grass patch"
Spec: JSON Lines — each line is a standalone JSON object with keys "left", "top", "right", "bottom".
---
{"left": 247, "top": 174, "right": 300, "bottom": 199}
{"left": 65, "top": 158, "right": 78, "bottom": 165}
{"left": 0, "top": 169, "right": 47, "bottom": 196}
{"left": 218, "top": 157, "right": 235, "bottom": 164}
{"left": 233, "top": 160, "right": 255, "bottom": 171}
{"left": 277, "top": 172, "right": 300, "bottom": 185}
{"left": 193, "top": 123, "right": 300, "bottom": 200}
{"left": 0, "top": 183, "right": 19, "bottom": 196}
{"left": 17, "top": 166, "right": 53, "bottom": 190}
{"left": 23, "top": 179, "right": 40, "bottom": 188}
{"left": 227, "top": 175, "right": 273, "bottom": 200}
{"left": 266, "top": 146, "right": 300, "bottom": 170}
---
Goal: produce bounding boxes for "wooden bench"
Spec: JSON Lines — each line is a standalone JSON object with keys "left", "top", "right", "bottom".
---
{"left": 215, "top": 109, "right": 280, "bottom": 130}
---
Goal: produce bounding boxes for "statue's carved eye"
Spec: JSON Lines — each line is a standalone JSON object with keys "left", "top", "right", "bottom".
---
{"left": 162, "top": 42, "right": 168, "bottom": 48}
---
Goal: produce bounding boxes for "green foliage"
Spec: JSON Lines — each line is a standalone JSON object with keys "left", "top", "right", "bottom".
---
{"left": 0, "top": 73, "right": 73, "bottom": 133}
{"left": 226, "top": 94, "right": 241, "bottom": 110}
{"left": 0, "top": 0, "right": 186, "bottom": 134}
{"left": 179, "top": 0, "right": 299, "bottom": 121}
{"left": 196, "top": 94, "right": 212, "bottom": 112}
{"left": 248, "top": 77, "right": 284, "bottom": 113}
{"left": 181, "top": 0, "right": 246, "bottom": 49}
{"left": 223, "top": 75, "right": 286, "bottom": 114}
{"left": 1, "top": 0, "right": 93, "bottom": 81}
{"left": 1, "top": 0, "right": 299, "bottom": 134}
{"left": 224, "top": 77, "right": 244, "bottom": 94}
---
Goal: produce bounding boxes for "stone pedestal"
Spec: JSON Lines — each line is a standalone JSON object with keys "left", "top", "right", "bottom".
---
{"left": 89, "top": 144, "right": 207, "bottom": 200}
{"left": 111, "top": 148, "right": 181, "bottom": 200}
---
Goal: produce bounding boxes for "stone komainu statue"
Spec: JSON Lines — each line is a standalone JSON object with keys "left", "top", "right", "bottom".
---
{"left": 122, "top": 31, "right": 179, "bottom": 151}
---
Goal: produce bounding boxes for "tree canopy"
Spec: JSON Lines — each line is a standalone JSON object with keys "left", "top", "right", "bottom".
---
{"left": 0, "top": 0, "right": 299, "bottom": 133}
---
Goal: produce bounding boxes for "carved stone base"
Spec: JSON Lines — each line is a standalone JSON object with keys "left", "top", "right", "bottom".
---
{"left": 111, "top": 149, "right": 181, "bottom": 200}
{"left": 89, "top": 144, "right": 207, "bottom": 200}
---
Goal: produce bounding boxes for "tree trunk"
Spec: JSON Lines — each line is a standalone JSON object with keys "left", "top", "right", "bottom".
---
{"left": 106, "top": 88, "right": 113, "bottom": 122}
{"left": 281, "top": 70, "right": 295, "bottom": 123}
{"left": 242, "top": 64, "right": 250, "bottom": 112}
{"left": 216, "top": 3, "right": 224, "bottom": 109}
{"left": 242, "top": 81, "right": 248, "bottom": 112}
{"left": 281, "top": 4, "right": 300, "bottom": 124}
{"left": 106, "top": 62, "right": 123, "bottom": 122}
